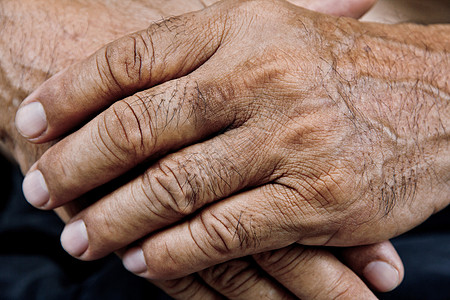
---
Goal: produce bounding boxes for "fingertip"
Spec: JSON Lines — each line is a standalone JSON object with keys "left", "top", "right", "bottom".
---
{"left": 363, "top": 261, "right": 400, "bottom": 292}
{"left": 303, "top": 0, "right": 377, "bottom": 19}
{"left": 61, "top": 219, "right": 89, "bottom": 258}
{"left": 340, "top": 241, "right": 404, "bottom": 293}
{"left": 22, "top": 169, "right": 50, "bottom": 208}
{"left": 123, "top": 247, "right": 149, "bottom": 277}
{"left": 15, "top": 101, "right": 48, "bottom": 140}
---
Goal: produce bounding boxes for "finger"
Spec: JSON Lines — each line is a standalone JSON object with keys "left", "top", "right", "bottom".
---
{"left": 198, "top": 259, "right": 294, "bottom": 299}
{"left": 253, "top": 245, "right": 377, "bottom": 299}
{"left": 121, "top": 184, "right": 331, "bottom": 280}
{"left": 59, "top": 128, "right": 276, "bottom": 259}
{"left": 340, "top": 241, "right": 404, "bottom": 292}
{"left": 14, "top": 0, "right": 375, "bottom": 144}
{"left": 22, "top": 76, "right": 238, "bottom": 210}
{"left": 15, "top": 8, "right": 224, "bottom": 142}
{"left": 296, "top": 0, "right": 377, "bottom": 19}
{"left": 149, "top": 275, "right": 225, "bottom": 300}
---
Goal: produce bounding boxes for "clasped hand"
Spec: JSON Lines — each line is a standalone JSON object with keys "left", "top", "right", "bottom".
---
{"left": 14, "top": 0, "right": 449, "bottom": 298}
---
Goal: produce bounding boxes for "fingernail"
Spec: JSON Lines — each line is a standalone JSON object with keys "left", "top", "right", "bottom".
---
{"left": 363, "top": 261, "right": 399, "bottom": 292}
{"left": 123, "top": 248, "right": 147, "bottom": 274}
{"left": 15, "top": 102, "right": 47, "bottom": 138}
{"left": 22, "top": 170, "right": 49, "bottom": 208}
{"left": 61, "top": 220, "right": 89, "bottom": 257}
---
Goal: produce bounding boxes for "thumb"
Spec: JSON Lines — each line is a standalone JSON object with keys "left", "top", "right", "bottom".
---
{"left": 340, "top": 240, "right": 404, "bottom": 293}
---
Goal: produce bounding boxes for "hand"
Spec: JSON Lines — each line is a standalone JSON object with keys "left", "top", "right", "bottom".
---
{"left": 6, "top": 0, "right": 404, "bottom": 298}
{"left": 17, "top": 0, "right": 449, "bottom": 280}
{"left": 4, "top": 0, "right": 406, "bottom": 298}
{"left": 1, "top": 0, "right": 208, "bottom": 172}
{"left": 153, "top": 241, "right": 404, "bottom": 299}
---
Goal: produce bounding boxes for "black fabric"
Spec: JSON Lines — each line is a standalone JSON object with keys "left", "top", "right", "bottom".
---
{"left": 0, "top": 155, "right": 449, "bottom": 299}
{"left": 378, "top": 208, "right": 450, "bottom": 300}
{"left": 0, "top": 156, "right": 172, "bottom": 300}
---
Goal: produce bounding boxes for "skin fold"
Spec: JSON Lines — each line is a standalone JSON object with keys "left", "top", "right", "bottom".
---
{"left": 9, "top": 0, "right": 448, "bottom": 298}
{"left": 17, "top": 0, "right": 449, "bottom": 277}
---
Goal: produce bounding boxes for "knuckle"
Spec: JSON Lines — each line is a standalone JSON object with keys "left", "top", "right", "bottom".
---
{"left": 195, "top": 210, "right": 249, "bottom": 257}
{"left": 320, "top": 271, "right": 354, "bottom": 300}
{"left": 156, "top": 277, "right": 204, "bottom": 299}
{"left": 102, "top": 32, "right": 152, "bottom": 90}
{"left": 201, "top": 260, "right": 260, "bottom": 296}
{"left": 255, "top": 245, "right": 309, "bottom": 277}
{"left": 144, "top": 159, "right": 202, "bottom": 217}
{"left": 191, "top": 80, "right": 235, "bottom": 125}
{"left": 95, "top": 101, "right": 149, "bottom": 163}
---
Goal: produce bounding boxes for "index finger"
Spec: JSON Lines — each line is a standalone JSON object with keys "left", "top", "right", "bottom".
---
{"left": 15, "top": 7, "right": 224, "bottom": 142}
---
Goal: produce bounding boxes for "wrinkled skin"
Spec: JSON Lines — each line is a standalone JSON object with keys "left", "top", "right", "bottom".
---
{"left": 0, "top": 0, "right": 215, "bottom": 170}
{"left": 1, "top": 0, "right": 406, "bottom": 298}
{"left": 13, "top": 0, "right": 449, "bottom": 291}
{"left": 18, "top": 0, "right": 449, "bottom": 283}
